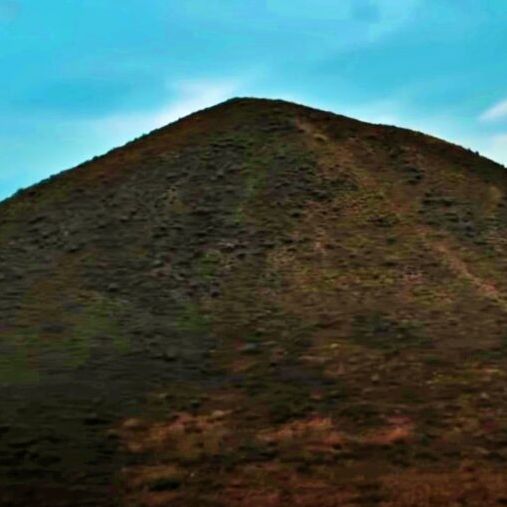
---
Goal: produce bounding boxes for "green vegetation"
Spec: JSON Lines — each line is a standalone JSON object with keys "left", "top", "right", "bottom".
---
{"left": 175, "top": 303, "right": 210, "bottom": 333}
{"left": 194, "top": 249, "right": 223, "bottom": 280}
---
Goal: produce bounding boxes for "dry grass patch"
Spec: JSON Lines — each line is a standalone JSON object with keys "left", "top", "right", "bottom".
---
{"left": 257, "top": 416, "right": 345, "bottom": 452}
{"left": 380, "top": 468, "right": 507, "bottom": 506}
{"left": 116, "top": 410, "right": 232, "bottom": 457}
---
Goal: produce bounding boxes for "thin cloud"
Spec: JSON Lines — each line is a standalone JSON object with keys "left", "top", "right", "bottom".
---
{"left": 89, "top": 78, "right": 243, "bottom": 147}
{"left": 266, "top": 0, "right": 419, "bottom": 24}
{"left": 176, "top": 0, "right": 421, "bottom": 53}
{"left": 482, "top": 133, "right": 507, "bottom": 166}
{"left": 480, "top": 99, "right": 507, "bottom": 122}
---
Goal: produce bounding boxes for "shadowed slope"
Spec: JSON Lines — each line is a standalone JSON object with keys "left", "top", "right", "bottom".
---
{"left": 1, "top": 98, "right": 507, "bottom": 506}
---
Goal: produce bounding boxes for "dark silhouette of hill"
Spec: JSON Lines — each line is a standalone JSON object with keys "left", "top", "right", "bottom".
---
{"left": 2, "top": 98, "right": 507, "bottom": 506}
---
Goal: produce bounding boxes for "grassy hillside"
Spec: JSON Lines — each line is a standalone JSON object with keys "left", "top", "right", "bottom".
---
{"left": 2, "top": 98, "right": 507, "bottom": 506}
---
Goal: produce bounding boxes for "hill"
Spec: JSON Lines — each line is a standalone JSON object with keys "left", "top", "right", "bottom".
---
{"left": 2, "top": 98, "right": 507, "bottom": 506}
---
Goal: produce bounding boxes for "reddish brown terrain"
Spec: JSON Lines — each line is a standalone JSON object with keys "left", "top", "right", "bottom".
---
{"left": 2, "top": 98, "right": 507, "bottom": 506}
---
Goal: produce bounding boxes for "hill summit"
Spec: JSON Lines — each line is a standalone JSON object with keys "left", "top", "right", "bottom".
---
{"left": 2, "top": 98, "right": 507, "bottom": 506}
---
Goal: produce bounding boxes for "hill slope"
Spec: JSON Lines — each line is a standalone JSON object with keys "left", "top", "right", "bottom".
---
{"left": 2, "top": 98, "right": 507, "bottom": 506}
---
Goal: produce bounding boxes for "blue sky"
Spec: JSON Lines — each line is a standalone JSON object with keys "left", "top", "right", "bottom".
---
{"left": 1, "top": 0, "right": 506, "bottom": 201}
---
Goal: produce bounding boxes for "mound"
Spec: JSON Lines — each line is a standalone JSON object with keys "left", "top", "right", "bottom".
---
{"left": 1, "top": 98, "right": 507, "bottom": 506}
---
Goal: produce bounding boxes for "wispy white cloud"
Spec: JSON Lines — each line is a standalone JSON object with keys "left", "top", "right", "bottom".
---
{"left": 481, "top": 133, "right": 507, "bottom": 166}
{"left": 477, "top": 99, "right": 507, "bottom": 164}
{"left": 89, "top": 78, "right": 243, "bottom": 147}
{"left": 177, "top": 0, "right": 421, "bottom": 53}
{"left": 266, "top": 0, "right": 420, "bottom": 27}
{"left": 480, "top": 98, "right": 507, "bottom": 122}
{"left": 361, "top": 0, "right": 422, "bottom": 41}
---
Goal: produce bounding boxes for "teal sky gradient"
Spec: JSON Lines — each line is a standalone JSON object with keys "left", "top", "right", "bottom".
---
{"left": 1, "top": 0, "right": 506, "bottom": 200}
